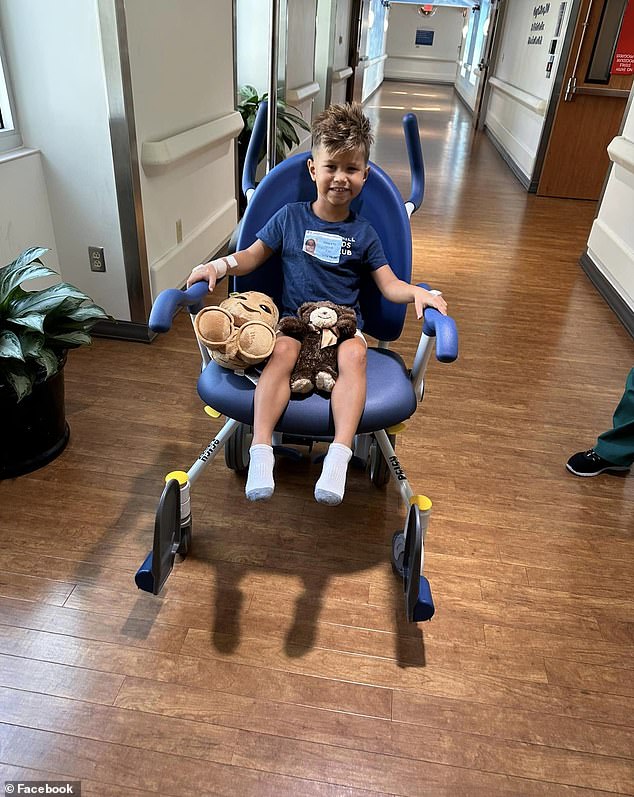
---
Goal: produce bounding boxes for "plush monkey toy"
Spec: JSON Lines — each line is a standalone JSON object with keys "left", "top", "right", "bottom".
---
{"left": 277, "top": 301, "right": 357, "bottom": 393}
{"left": 194, "top": 291, "right": 279, "bottom": 370}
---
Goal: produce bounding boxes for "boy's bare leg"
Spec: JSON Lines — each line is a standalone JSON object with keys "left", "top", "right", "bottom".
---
{"left": 315, "top": 336, "right": 367, "bottom": 505}
{"left": 246, "top": 335, "right": 301, "bottom": 501}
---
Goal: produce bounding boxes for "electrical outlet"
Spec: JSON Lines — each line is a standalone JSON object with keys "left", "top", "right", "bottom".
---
{"left": 176, "top": 218, "right": 183, "bottom": 244}
{"left": 89, "top": 246, "right": 106, "bottom": 272}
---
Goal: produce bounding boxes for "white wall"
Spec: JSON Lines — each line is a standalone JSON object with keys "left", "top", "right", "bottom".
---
{"left": 586, "top": 92, "right": 634, "bottom": 312}
{"left": 315, "top": 0, "right": 353, "bottom": 113}
{"left": 125, "top": 0, "right": 239, "bottom": 296}
{"left": 286, "top": 0, "right": 318, "bottom": 152}
{"left": 331, "top": 0, "right": 353, "bottom": 105}
{"left": 0, "top": 0, "right": 131, "bottom": 320}
{"left": 1, "top": 0, "right": 240, "bottom": 315}
{"left": 386, "top": 4, "right": 463, "bottom": 84}
{"left": 483, "top": 0, "right": 574, "bottom": 182}
{"left": 0, "top": 150, "right": 59, "bottom": 273}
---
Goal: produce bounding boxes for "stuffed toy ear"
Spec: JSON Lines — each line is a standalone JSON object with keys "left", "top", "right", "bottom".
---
{"left": 298, "top": 301, "right": 318, "bottom": 322}
{"left": 194, "top": 307, "right": 234, "bottom": 349}
{"left": 235, "top": 321, "right": 276, "bottom": 363}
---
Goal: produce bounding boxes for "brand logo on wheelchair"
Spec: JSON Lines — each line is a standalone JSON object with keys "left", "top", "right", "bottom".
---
{"left": 389, "top": 456, "right": 407, "bottom": 480}
{"left": 200, "top": 438, "right": 221, "bottom": 463}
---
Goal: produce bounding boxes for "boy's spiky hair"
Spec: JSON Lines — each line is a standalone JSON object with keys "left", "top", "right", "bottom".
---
{"left": 311, "top": 102, "right": 374, "bottom": 161}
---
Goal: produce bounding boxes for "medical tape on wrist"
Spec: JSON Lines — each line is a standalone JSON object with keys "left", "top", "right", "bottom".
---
{"left": 210, "top": 255, "right": 238, "bottom": 279}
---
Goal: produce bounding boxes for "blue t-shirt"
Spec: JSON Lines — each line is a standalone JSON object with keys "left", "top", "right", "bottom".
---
{"left": 256, "top": 202, "right": 387, "bottom": 329}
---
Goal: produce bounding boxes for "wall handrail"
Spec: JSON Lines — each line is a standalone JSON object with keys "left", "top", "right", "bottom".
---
{"left": 488, "top": 76, "right": 547, "bottom": 116}
{"left": 608, "top": 136, "right": 634, "bottom": 175}
{"left": 387, "top": 55, "right": 458, "bottom": 63}
{"left": 364, "top": 53, "right": 388, "bottom": 69}
{"left": 141, "top": 111, "right": 243, "bottom": 169}
{"left": 332, "top": 66, "right": 353, "bottom": 83}
{"left": 285, "top": 82, "right": 320, "bottom": 104}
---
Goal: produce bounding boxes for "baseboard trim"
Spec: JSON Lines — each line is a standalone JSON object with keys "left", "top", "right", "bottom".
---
{"left": 93, "top": 319, "right": 157, "bottom": 343}
{"left": 484, "top": 125, "right": 536, "bottom": 192}
{"left": 579, "top": 251, "right": 634, "bottom": 339}
{"left": 454, "top": 87, "right": 474, "bottom": 117}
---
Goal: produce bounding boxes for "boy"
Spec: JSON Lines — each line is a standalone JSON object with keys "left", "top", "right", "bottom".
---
{"left": 187, "top": 103, "right": 447, "bottom": 505}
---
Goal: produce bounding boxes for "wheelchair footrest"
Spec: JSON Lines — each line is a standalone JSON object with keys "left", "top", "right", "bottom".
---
{"left": 135, "top": 552, "right": 155, "bottom": 593}
{"left": 391, "top": 505, "right": 435, "bottom": 622}
{"left": 412, "top": 576, "right": 435, "bottom": 622}
{"left": 135, "top": 478, "right": 183, "bottom": 596}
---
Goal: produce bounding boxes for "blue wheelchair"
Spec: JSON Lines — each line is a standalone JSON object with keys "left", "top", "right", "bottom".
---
{"left": 135, "top": 103, "right": 458, "bottom": 623}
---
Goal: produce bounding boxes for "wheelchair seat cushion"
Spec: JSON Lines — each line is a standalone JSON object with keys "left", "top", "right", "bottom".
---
{"left": 197, "top": 347, "right": 416, "bottom": 437}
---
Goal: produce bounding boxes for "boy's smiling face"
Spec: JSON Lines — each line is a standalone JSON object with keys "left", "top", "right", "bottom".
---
{"left": 308, "top": 145, "right": 370, "bottom": 221}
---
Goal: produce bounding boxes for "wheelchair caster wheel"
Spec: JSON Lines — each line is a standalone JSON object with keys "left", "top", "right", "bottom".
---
{"left": 176, "top": 518, "right": 192, "bottom": 559}
{"left": 225, "top": 422, "right": 251, "bottom": 472}
{"left": 369, "top": 433, "right": 396, "bottom": 487}
{"left": 391, "top": 531, "right": 406, "bottom": 577}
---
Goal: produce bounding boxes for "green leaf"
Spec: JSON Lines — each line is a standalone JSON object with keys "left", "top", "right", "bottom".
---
{"left": 35, "top": 347, "right": 60, "bottom": 379}
{"left": 65, "top": 303, "right": 108, "bottom": 324}
{"left": 278, "top": 117, "right": 300, "bottom": 147}
{"left": 0, "top": 330, "right": 24, "bottom": 360}
{"left": 46, "top": 330, "right": 92, "bottom": 347}
{"left": 239, "top": 84, "right": 259, "bottom": 102}
{"left": 46, "top": 296, "right": 86, "bottom": 318}
{"left": 1, "top": 361, "right": 35, "bottom": 401}
{"left": 10, "top": 283, "right": 88, "bottom": 317}
{"left": 9, "top": 313, "right": 45, "bottom": 333}
{"left": 7, "top": 246, "right": 49, "bottom": 270}
{"left": 18, "top": 331, "right": 44, "bottom": 358}
{"left": 0, "top": 249, "right": 59, "bottom": 300}
{"left": 281, "top": 111, "right": 310, "bottom": 131}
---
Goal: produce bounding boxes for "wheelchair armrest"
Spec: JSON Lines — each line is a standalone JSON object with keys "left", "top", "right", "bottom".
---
{"left": 410, "top": 286, "right": 458, "bottom": 400}
{"left": 415, "top": 282, "right": 458, "bottom": 363}
{"left": 423, "top": 309, "right": 458, "bottom": 363}
{"left": 148, "top": 281, "right": 209, "bottom": 333}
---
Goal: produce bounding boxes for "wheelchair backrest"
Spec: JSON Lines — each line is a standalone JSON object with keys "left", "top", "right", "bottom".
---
{"left": 234, "top": 151, "right": 412, "bottom": 341}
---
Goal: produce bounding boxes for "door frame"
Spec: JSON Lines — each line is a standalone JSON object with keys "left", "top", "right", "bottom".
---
{"left": 348, "top": 0, "right": 370, "bottom": 103}
{"left": 530, "top": 0, "right": 585, "bottom": 191}
{"left": 473, "top": 0, "right": 507, "bottom": 130}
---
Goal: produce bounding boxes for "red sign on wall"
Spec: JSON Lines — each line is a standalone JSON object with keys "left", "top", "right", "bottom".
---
{"left": 611, "top": 0, "right": 634, "bottom": 75}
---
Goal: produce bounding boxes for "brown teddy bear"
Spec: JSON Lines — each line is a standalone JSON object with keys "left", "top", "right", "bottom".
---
{"left": 277, "top": 301, "right": 357, "bottom": 393}
{"left": 194, "top": 291, "right": 279, "bottom": 370}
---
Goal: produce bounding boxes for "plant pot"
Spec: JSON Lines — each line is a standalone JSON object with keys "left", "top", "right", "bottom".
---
{"left": 0, "top": 359, "right": 70, "bottom": 479}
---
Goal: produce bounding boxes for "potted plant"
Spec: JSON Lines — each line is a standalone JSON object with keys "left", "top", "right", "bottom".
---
{"left": 237, "top": 84, "right": 311, "bottom": 211}
{"left": 0, "top": 247, "right": 108, "bottom": 479}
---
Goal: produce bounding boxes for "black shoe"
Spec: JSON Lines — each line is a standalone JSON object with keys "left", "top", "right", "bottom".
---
{"left": 566, "top": 449, "right": 631, "bottom": 477}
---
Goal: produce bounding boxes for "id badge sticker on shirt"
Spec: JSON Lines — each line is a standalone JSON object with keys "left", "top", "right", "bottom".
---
{"left": 303, "top": 230, "right": 342, "bottom": 264}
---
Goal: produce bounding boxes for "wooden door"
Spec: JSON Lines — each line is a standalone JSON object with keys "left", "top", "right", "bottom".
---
{"left": 538, "top": 0, "right": 633, "bottom": 199}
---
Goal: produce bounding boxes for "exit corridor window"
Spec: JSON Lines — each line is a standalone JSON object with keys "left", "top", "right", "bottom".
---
{"left": 0, "top": 28, "right": 21, "bottom": 153}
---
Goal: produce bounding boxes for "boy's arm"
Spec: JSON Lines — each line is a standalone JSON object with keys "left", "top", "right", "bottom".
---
{"left": 186, "top": 239, "right": 273, "bottom": 291}
{"left": 371, "top": 265, "right": 448, "bottom": 319}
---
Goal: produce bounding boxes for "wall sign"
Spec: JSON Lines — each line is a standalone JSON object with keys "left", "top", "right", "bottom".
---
{"left": 528, "top": 2, "right": 551, "bottom": 45}
{"left": 415, "top": 29, "right": 435, "bottom": 46}
{"left": 611, "top": 0, "right": 634, "bottom": 75}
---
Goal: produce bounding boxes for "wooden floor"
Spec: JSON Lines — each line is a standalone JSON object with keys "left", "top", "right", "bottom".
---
{"left": 1, "top": 83, "right": 633, "bottom": 796}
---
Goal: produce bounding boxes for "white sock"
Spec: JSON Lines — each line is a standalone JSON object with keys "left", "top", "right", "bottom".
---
{"left": 245, "top": 444, "right": 275, "bottom": 501}
{"left": 314, "top": 443, "right": 352, "bottom": 506}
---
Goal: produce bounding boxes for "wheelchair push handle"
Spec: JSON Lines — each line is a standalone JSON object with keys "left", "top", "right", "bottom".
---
{"left": 403, "top": 113, "right": 425, "bottom": 215}
{"left": 148, "top": 281, "right": 209, "bottom": 333}
{"left": 242, "top": 100, "right": 268, "bottom": 199}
